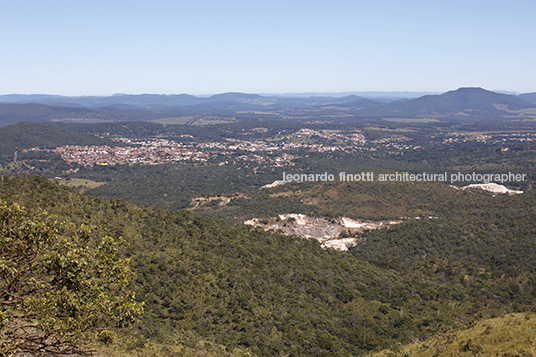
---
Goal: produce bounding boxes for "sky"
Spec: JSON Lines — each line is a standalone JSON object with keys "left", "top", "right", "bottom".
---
{"left": 1, "top": 0, "right": 535, "bottom": 96}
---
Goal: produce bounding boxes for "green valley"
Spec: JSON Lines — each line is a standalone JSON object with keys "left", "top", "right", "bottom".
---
{"left": 1, "top": 94, "right": 536, "bottom": 356}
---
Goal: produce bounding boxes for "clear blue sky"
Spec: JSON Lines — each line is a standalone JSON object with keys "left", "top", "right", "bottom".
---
{"left": 1, "top": 0, "right": 535, "bottom": 95}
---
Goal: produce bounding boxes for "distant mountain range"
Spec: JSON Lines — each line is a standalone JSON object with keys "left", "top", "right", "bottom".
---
{"left": 0, "top": 87, "right": 535, "bottom": 126}
{"left": 345, "top": 87, "right": 536, "bottom": 120}
{"left": 0, "top": 92, "right": 366, "bottom": 111}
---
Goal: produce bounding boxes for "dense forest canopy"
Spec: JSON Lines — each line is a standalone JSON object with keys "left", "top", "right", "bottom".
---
{"left": 1, "top": 175, "right": 535, "bottom": 356}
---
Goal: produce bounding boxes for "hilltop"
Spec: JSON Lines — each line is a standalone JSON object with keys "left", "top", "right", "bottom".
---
{"left": 345, "top": 87, "right": 536, "bottom": 120}
{"left": 518, "top": 92, "right": 536, "bottom": 104}
{"left": 2, "top": 88, "right": 536, "bottom": 126}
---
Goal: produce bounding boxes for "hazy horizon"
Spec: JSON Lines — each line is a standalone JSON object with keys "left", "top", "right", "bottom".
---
{"left": 0, "top": 88, "right": 529, "bottom": 100}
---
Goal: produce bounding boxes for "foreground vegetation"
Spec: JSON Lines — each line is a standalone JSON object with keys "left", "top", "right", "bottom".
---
{"left": 1, "top": 175, "right": 535, "bottom": 356}
{"left": 0, "top": 199, "right": 142, "bottom": 356}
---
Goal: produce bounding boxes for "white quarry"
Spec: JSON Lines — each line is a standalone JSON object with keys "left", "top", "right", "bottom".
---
{"left": 245, "top": 214, "right": 402, "bottom": 251}
{"left": 458, "top": 182, "right": 523, "bottom": 195}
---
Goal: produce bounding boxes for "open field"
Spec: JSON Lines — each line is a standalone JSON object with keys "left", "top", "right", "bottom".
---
{"left": 51, "top": 118, "right": 116, "bottom": 123}
{"left": 153, "top": 116, "right": 238, "bottom": 125}
{"left": 60, "top": 178, "right": 106, "bottom": 189}
{"left": 383, "top": 117, "right": 441, "bottom": 123}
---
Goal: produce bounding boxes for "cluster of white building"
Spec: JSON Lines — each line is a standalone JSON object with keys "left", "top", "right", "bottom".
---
{"left": 28, "top": 128, "right": 430, "bottom": 168}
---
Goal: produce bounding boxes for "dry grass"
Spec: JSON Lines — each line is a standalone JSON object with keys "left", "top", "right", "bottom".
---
{"left": 60, "top": 178, "right": 106, "bottom": 189}
{"left": 369, "top": 313, "right": 536, "bottom": 357}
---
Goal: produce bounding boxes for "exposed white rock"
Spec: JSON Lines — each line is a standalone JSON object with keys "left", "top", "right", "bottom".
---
{"left": 321, "top": 238, "right": 359, "bottom": 251}
{"left": 244, "top": 218, "right": 259, "bottom": 226}
{"left": 461, "top": 183, "right": 523, "bottom": 195}
{"left": 245, "top": 214, "right": 402, "bottom": 251}
{"left": 278, "top": 213, "right": 308, "bottom": 225}
{"left": 339, "top": 217, "right": 399, "bottom": 230}
{"left": 340, "top": 217, "right": 366, "bottom": 228}
{"left": 261, "top": 180, "right": 288, "bottom": 189}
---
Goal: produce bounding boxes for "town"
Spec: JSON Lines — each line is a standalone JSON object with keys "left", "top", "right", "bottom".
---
{"left": 29, "top": 128, "right": 423, "bottom": 168}
{"left": 26, "top": 128, "right": 536, "bottom": 170}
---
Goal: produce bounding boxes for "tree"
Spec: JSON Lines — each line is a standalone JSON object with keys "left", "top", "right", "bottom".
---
{"left": 0, "top": 201, "right": 143, "bottom": 356}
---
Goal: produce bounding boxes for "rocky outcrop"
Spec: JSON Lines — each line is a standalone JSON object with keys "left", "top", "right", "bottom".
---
{"left": 460, "top": 183, "right": 523, "bottom": 195}
{"left": 260, "top": 180, "right": 288, "bottom": 189}
{"left": 245, "top": 214, "right": 402, "bottom": 251}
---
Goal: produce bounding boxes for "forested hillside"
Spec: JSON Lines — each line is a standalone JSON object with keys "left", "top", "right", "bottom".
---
{"left": 0, "top": 121, "right": 114, "bottom": 163}
{"left": 0, "top": 103, "right": 164, "bottom": 126}
{"left": 1, "top": 175, "right": 535, "bottom": 356}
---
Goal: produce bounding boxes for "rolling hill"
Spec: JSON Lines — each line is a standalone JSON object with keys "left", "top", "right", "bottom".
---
{"left": 0, "top": 121, "right": 114, "bottom": 163}
{"left": 0, "top": 92, "right": 364, "bottom": 111}
{"left": 351, "top": 87, "right": 536, "bottom": 120}
{"left": 369, "top": 313, "right": 536, "bottom": 357}
{"left": 518, "top": 92, "right": 536, "bottom": 104}
{"left": 0, "top": 103, "right": 165, "bottom": 126}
